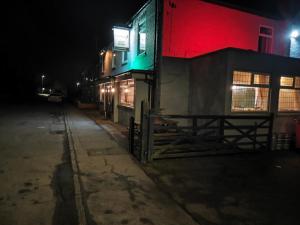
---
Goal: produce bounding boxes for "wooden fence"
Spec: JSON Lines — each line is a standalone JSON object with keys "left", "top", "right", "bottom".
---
{"left": 129, "top": 110, "right": 274, "bottom": 161}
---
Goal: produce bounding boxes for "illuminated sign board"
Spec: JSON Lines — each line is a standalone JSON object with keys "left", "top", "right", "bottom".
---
{"left": 113, "top": 27, "right": 130, "bottom": 51}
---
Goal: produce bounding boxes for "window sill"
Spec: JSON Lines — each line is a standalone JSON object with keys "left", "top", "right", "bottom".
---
{"left": 276, "top": 111, "right": 300, "bottom": 116}
{"left": 230, "top": 110, "right": 270, "bottom": 115}
{"left": 137, "top": 51, "right": 146, "bottom": 57}
{"left": 118, "top": 104, "right": 134, "bottom": 110}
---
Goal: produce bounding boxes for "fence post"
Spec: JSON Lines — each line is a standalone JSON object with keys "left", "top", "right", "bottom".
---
{"left": 129, "top": 117, "right": 135, "bottom": 154}
{"left": 218, "top": 117, "right": 224, "bottom": 143}
{"left": 253, "top": 122, "right": 257, "bottom": 150}
{"left": 147, "top": 114, "right": 154, "bottom": 161}
{"left": 140, "top": 100, "right": 152, "bottom": 163}
{"left": 267, "top": 113, "right": 274, "bottom": 151}
{"left": 139, "top": 101, "right": 145, "bottom": 161}
{"left": 192, "top": 117, "right": 197, "bottom": 136}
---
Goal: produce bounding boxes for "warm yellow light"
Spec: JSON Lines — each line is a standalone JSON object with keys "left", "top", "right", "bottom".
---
{"left": 280, "top": 77, "right": 294, "bottom": 87}
{"left": 125, "top": 88, "right": 129, "bottom": 93}
{"left": 113, "top": 53, "right": 116, "bottom": 57}
{"left": 111, "top": 88, "right": 115, "bottom": 93}
{"left": 101, "top": 89, "right": 105, "bottom": 93}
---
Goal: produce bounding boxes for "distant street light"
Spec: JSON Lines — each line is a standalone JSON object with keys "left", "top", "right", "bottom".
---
{"left": 76, "top": 82, "right": 80, "bottom": 88}
{"left": 41, "top": 74, "right": 46, "bottom": 93}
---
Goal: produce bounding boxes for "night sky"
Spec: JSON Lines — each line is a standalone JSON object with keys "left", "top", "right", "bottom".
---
{"left": 2, "top": 0, "right": 299, "bottom": 98}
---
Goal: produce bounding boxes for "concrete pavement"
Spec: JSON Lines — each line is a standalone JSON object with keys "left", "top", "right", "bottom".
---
{"left": 65, "top": 105, "right": 199, "bottom": 225}
{"left": 144, "top": 150, "right": 300, "bottom": 225}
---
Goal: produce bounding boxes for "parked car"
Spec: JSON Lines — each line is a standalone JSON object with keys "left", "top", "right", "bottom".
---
{"left": 48, "top": 93, "right": 63, "bottom": 103}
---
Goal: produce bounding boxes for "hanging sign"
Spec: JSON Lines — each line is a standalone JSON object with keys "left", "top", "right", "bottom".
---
{"left": 113, "top": 27, "right": 130, "bottom": 51}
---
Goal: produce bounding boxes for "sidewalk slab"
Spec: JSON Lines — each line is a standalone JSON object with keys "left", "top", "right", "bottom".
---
{"left": 65, "top": 105, "right": 199, "bottom": 225}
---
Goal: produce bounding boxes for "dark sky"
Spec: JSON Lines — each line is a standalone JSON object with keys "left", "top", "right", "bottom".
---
{"left": 2, "top": 0, "right": 147, "bottom": 94}
{"left": 1, "top": 0, "right": 299, "bottom": 95}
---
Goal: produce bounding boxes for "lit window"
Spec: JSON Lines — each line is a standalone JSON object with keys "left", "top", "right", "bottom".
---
{"left": 254, "top": 74, "right": 270, "bottom": 85}
{"left": 138, "top": 20, "right": 146, "bottom": 55}
{"left": 258, "top": 26, "right": 273, "bottom": 54}
{"left": 280, "top": 76, "right": 294, "bottom": 87}
{"left": 231, "top": 71, "right": 270, "bottom": 112}
{"left": 233, "top": 71, "right": 252, "bottom": 85}
{"left": 119, "top": 79, "right": 135, "bottom": 107}
{"left": 278, "top": 76, "right": 300, "bottom": 112}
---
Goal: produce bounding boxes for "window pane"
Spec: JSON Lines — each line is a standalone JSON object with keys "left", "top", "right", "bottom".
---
{"left": 138, "top": 21, "right": 146, "bottom": 54}
{"left": 231, "top": 86, "right": 269, "bottom": 112}
{"left": 233, "top": 71, "right": 252, "bottom": 85}
{"left": 254, "top": 74, "right": 270, "bottom": 85}
{"left": 119, "top": 79, "right": 135, "bottom": 107}
{"left": 122, "top": 51, "right": 128, "bottom": 64}
{"left": 258, "top": 36, "right": 272, "bottom": 54}
{"left": 295, "top": 77, "right": 300, "bottom": 88}
{"left": 278, "top": 89, "right": 300, "bottom": 112}
{"left": 280, "top": 76, "right": 294, "bottom": 87}
{"left": 260, "top": 26, "right": 272, "bottom": 36}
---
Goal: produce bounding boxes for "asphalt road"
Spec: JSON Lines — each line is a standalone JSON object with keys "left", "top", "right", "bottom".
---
{"left": 0, "top": 101, "right": 77, "bottom": 225}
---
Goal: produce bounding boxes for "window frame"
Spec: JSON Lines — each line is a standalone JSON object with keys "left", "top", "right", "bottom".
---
{"left": 137, "top": 18, "right": 146, "bottom": 55}
{"left": 258, "top": 25, "right": 274, "bottom": 54}
{"left": 118, "top": 79, "right": 135, "bottom": 108}
{"left": 231, "top": 70, "right": 271, "bottom": 113}
{"left": 122, "top": 51, "right": 128, "bottom": 64}
{"left": 278, "top": 76, "right": 300, "bottom": 112}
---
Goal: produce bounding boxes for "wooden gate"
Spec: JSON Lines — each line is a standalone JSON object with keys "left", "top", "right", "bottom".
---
{"left": 129, "top": 109, "right": 274, "bottom": 161}
{"left": 148, "top": 114, "right": 274, "bottom": 160}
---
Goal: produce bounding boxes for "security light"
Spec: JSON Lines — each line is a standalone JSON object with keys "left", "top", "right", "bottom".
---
{"left": 291, "top": 30, "right": 299, "bottom": 39}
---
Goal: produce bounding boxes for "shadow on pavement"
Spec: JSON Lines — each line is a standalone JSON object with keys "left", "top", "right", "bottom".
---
{"left": 143, "top": 151, "right": 300, "bottom": 225}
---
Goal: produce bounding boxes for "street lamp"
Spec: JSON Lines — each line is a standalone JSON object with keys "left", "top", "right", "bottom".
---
{"left": 41, "top": 74, "right": 46, "bottom": 93}
{"left": 76, "top": 82, "right": 80, "bottom": 88}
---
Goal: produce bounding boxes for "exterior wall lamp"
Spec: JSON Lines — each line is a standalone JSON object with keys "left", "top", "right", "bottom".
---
{"left": 291, "top": 30, "right": 299, "bottom": 39}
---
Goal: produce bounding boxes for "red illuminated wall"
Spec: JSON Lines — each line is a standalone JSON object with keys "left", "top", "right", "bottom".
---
{"left": 162, "top": 0, "right": 289, "bottom": 58}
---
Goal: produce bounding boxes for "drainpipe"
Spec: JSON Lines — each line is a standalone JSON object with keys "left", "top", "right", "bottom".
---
{"left": 152, "top": 0, "right": 163, "bottom": 114}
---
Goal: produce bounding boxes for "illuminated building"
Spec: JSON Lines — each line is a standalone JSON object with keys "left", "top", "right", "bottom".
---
{"left": 97, "top": 0, "right": 300, "bottom": 147}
